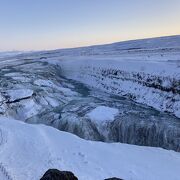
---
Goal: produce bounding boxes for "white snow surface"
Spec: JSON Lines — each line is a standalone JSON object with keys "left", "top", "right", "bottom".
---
{"left": 87, "top": 106, "right": 119, "bottom": 123}
{"left": 0, "top": 117, "right": 180, "bottom": 180}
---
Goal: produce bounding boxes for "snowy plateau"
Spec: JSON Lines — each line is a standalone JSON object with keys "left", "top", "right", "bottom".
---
{"left": 0, "top": 35, "right": 180, "bottom": 180}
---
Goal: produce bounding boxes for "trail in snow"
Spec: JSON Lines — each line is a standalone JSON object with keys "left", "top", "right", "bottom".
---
{"left": 0, "top": 129, "right": 13, "bottom": 180}
{"left": 0, "top": 167, "right": 8, "bottom": 180}
{"left": 0, "top": 163, "right": 13, "bottom": 180}
{"left": 37, "top": 126, "right": 56, "bottom": 168}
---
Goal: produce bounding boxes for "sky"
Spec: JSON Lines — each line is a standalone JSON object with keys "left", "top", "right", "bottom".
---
{"left": 0, "top": 0, "right": 180, "bottom": 51}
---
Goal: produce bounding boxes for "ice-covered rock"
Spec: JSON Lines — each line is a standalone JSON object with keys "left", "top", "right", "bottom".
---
{"left": 13, "top": 99, "right": 42, "bottom": 120}
{"left": 2, "top": 89, "right": 34, "bottom": 102}
{"left": 34, "top": 79, "right": 57, "bottom": 87}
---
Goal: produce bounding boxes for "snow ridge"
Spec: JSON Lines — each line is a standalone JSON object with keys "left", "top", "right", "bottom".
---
{"left": 0, "top": 129, "right": 13, "bottom": 180}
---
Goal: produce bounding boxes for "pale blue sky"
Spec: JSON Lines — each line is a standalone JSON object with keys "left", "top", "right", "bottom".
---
{"left": 0, "top": 0, "right": 180, "bottom": 51}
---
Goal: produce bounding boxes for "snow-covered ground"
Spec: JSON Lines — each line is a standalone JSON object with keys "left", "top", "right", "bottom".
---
{"left": 0, "top": 117, "right": 180, "bottom": 180}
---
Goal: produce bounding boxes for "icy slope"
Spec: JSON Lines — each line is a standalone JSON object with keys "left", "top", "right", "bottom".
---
{"left": 0, "top": 117, "right": 180, "bottom": 180}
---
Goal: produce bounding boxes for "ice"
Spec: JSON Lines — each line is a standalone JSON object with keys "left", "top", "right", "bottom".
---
{"left": 44, "top": 96, "right": 60, "bottom": 107}
{"left": 15, "top": 99, "right": 42, "bottom": 120}
{"left": 34, "top": 79, "right": 57, "bottom": 87}
{"left": 59, "top": 87, "right": 79, "bottom": 96}
{"left": 34, "top": 79, "right": 78, "bottom": 96}
{"left": 87, "top": 106, "right": 119, "bottom": 122}
{"left": 2, "top": 89, "right": 34, "bottom": 102}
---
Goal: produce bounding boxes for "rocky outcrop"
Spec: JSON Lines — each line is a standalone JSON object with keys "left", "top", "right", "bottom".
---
{"left": 40, "top": 169, "right": 78, "bottom": 180}
{"left": 104, "top": 178, "right": 123, "bottom": 180}
{"left": 40, "top": 169, "right": 124, "bottom": 180}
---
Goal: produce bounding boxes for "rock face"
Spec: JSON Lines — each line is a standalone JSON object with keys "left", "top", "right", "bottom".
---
{"left": 40, "top": 169, "right": 78, "bottom": 180}
{"left": 40, "top": 169, "right": 124, "bottom": 180}
{"left": 104, "top": 178, "right": 123, "bottom": 180}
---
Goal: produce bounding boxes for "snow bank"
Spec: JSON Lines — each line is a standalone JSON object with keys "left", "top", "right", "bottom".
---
{"left": 0, "top": 117, "right": 180, "bottom": 180}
